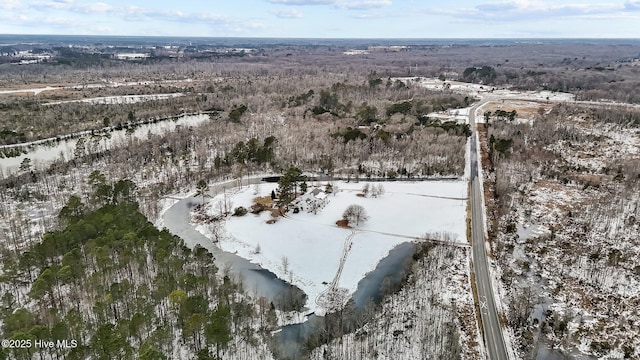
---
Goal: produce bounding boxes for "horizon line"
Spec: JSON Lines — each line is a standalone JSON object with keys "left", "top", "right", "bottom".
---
{"left": 1, "top": 34, "right": 640, "bottom": 41}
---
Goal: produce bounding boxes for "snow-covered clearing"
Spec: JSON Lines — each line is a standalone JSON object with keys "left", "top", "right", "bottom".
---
{"left": 0, "top": 78, "right": 196, "bottom": 96}
{"left": 396, "top": 77, "right": 575, "bottom": 102}
{"left": 0, "top": 86, "right": 61, "bottom": 95}
{"left": 426, "top": 106, "right": 472, "bottom": 124}
{"left": 195, "top": 180, "right": 468, "bottom": 315}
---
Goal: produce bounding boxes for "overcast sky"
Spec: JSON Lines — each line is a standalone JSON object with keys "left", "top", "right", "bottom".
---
{"left": 0, "top": 0, "right": 639, "bottom": 38}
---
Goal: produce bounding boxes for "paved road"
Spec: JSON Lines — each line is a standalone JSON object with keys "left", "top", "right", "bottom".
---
{"left": 468, "top": 100, "right": 510, "bottom": 360}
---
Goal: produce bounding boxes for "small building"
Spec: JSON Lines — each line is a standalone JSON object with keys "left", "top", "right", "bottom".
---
{"left": 115, "top": 53, "right": 149, "bottom": 60}
{"left": 311, "top": 188, "right": 326, "bottom": 199}
{"left": 304, "top": 188, "right": 329, "bottom": 214}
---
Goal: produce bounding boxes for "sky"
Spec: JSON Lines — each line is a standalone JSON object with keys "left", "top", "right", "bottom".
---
{"left": 0, "top": 0, "right": 639, "bottom": 38}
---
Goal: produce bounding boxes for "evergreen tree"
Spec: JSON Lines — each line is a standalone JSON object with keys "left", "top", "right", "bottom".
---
{"left": 195, "top": 179, "right": 209, "bottom": 204}
{"left": 205, "top": 305, "right": 231, "bottom": 358}
{"left": 277, "top": 167, "right": 305, "bottom": 207}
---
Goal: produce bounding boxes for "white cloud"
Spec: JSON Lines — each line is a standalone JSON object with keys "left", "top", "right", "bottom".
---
{"left": 273, "top": 8, "right": 304, "bottom": 18}
{"left": 31, "top": 0, "right": 113, "bottom": 13}
{"left": 227, "top": 22, "right": 268, "bottom": 35}
{"left": 193, "top": 13, "right": 233, "bottom": 24}
{"left": 269, "top": 0, "right": 392, "bottom": 10}
{"left": 31, "top": 0, "right": 74, "bottom": 10}
{"left": 337, "top": 0, "right": 392, "bottom": 10}
{"left": 431, "top": 1, "right": 631, "bottom": 22}
{"left": 268, "top": 0, "right": 333, "bottom": 5}
{"left": 0, "top": 12, "right": 89, "bottom": 31}
{"left": 625, "top": 0, "right": 640, "bottom": 10}
{"left": 1, "top": 1, "right": 262, "bottom": 35}
{"left": 74, "top": 2, "right": 112, "bottom": 13}
{"left": 40, "top": 15, "right": 84, "bottom": 27}
{"left": 0, "top": 0, "right": 23, "bottom": 10}
{"left": 353, "top": 11, "right": 394, "bottom": 19}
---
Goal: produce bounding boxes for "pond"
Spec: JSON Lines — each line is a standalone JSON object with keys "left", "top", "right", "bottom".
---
{"left": 0, "top": 113, "right": 210, "bottom": 176}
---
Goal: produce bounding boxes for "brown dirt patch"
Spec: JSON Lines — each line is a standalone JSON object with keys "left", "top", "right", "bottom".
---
{"left": 266, "top": 219, "right": 277, "bottom": 224}
{"left": 252, "top": 196, "right": 275, "bottom": 214}
{"left": 533, "top": 179, "right": 565, "bottom": 191}
{"left": 253, "top": 196, "right": 274, "bottom": 206}
{"left": 270, "top": 208, "right": 284, "bottom": 217}
{"left": 484, "top": 100, "right": 553, "bottom": 119}
{"left": 570, "top": 174, "right": 603, "bottom": 188}
{"left": 0, "top": 91, "right": 34, "bottom": 97}
{"left": 336, "top": 219, "right": 350, "bottom": 228}
{"left": 356, "top": 193, "right": 365, "bottom": 197}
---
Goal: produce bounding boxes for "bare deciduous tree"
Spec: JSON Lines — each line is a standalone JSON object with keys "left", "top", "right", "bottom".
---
{"left": 361, "top": 183, "right": 370, "bottom": 197}
{"left": 342, "top": 204, "right": 369, "bottom": 226}
{"left": 370, "top": 184, "right": 385, "bottom": 198}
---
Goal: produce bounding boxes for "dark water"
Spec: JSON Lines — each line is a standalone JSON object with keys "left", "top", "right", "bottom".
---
{"left": 164, "top": 194, "right": 300, "bottom": 302}
{"left": 352, "top": 242, "right": 416, "bottom": 308}
{"left": 277, "top": 242, "right": 417, "bottom": 356}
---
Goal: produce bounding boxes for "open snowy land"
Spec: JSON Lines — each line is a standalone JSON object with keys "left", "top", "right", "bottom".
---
{"left": 399, "top": 77, "right": 576, "bottom": 102}
{"left": 195, "top": 180, "right": 468, "bottom": 315}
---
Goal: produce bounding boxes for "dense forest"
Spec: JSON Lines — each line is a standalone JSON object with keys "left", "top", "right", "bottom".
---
{"left": 0, "top": 174, "right": 275, "bottom": 360}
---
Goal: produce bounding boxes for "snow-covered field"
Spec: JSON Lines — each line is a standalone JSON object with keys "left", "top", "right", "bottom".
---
{"left": 427, "top": 106, "right": 471, "bottom": 123}
{"left": 196, "top": 180, "right": 468, "bottom": 315}
{"left": 0, "top": 85, "right": 62, "bottom": 95}
{"left": 0, "top": 78, "right": 196, "bottom": 96}
{"left": 396, "top": 77, "right": 576, "bottom": 102}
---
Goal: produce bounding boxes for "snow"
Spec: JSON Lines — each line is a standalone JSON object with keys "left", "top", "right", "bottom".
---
{"left": 484, "top": 105, "right": 640, "bottom": 358}
{"left": 44, "top": 93, "right": 184, "bottom": 106}
{"left": 426, "top": 107, "right": 471, "bottom": 123}
{"left": 546, "top": 121, "right": 640, "bottom": 172}
{"left": 0, "top": 86, "right": 61, "bottom": 95}
{"left": 195, "top": 180, "right": 468, "bottom": 315}
{"left": 395, "top": 77, "right": 576, "bottom": 103}
{"left": 0, "top": 78, "right": 195, "bottom": 96}
{"left": 343, "top": 50, "right": 369, "bottom": 55}
{"left": 464, "top": 138, "right": 471, "bottom": 180}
